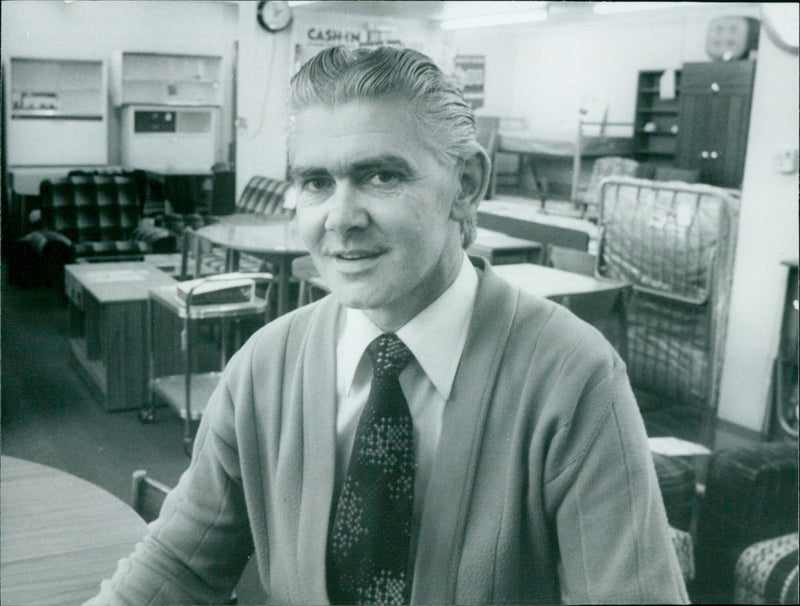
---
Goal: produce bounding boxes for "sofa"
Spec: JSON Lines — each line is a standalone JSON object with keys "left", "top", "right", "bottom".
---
{"left": 649, "top": 441, "right": 800, "bottom": 603}
{"left": 8, "top": 173, "right": 176, "bottom": 288}
{"left": 693, "top": 442, "right": 798, "bottom": 603}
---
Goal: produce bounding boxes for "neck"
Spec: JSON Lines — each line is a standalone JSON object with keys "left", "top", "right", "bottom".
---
{"left": 362, "top": 248, "right": 464, "bottom": 332}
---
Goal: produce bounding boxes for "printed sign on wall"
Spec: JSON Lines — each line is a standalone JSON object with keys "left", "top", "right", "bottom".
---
{"left": 292, "top": 23, "right": 407, "bottom": 73}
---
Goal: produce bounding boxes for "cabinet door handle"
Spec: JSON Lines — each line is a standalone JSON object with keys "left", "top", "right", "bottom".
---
{"left": 701, "top": 150, "right": 710, "bottom": 159}
{"left": 710, "top": 151, "right": 719, "bottom": 159}
{"left": 710, "top": 82, "right": 720, "bottom": 93}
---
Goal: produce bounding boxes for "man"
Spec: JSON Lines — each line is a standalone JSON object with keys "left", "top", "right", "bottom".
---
{"left": 88, "top": 46, "right": 687, "bottom": 604}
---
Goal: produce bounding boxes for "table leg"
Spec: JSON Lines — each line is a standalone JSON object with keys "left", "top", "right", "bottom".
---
{"left": 277, "top": 258, "right": 291, "bottom": 317}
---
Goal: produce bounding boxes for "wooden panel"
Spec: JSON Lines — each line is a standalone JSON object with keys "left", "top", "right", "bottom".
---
{"left": 1, "top": 456, "right": 147, "bottom": 606}
{"left": 477, "top": 211, "right": 590, "bottom": 252}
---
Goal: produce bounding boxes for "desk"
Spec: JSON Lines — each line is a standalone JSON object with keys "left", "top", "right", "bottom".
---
{"left": 194, "top": 220, "right": 307, "bottom": 316}
{"left": 1, "top": 456, "right": 147, "bottom": 605}
{"left": 65, "top": 262, "right": 176, "bottom": 411}
{"left": 494, "top": 263, "right": 630, "bottom": 357}
{"left": 468, "top": 228, "right": 543, "bottom": 265}
{"left": 478, "top": 199, "right": 598, "bottom": 257}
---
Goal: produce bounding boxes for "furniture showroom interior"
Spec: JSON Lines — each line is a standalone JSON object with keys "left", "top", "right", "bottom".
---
{"left": 1, "top": 2, "right": 797, "bottom": 604}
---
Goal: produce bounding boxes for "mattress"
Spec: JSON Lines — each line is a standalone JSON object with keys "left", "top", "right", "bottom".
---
{"left": 497, "top": 129, "right": 634, "bottom": 157}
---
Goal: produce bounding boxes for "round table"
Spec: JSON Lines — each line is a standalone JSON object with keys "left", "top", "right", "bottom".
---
{"left": 1, "top": 456, "right": 147, "bottom": 605}
{"left": 194, "top": 220, "right": 308, "bottom": 316}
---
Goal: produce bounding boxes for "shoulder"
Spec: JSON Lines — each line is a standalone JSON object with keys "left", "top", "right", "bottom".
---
{"left": 478, "top": 263, "right": 620, "bottom": 377}
{"left": 222, "top": 296, "right": 339, "bottom": 394}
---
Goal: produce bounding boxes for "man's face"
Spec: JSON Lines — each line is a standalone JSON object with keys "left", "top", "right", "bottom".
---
{"left": 290, "top": 99, "right": 465, "bottom": 330}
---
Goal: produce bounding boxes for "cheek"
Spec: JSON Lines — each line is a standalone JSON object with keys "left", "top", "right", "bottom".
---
{"left": 295, "top": 206, "right": 326, "bottom": 249}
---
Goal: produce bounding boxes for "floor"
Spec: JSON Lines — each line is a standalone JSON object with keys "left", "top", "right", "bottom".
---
{"left": 1, "top": 267, "right": 191, "bottom": 503}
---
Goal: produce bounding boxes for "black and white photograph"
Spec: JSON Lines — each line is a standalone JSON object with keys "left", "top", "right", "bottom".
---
{"left": 1, "top": 1, "right": 798, "bottom": 604}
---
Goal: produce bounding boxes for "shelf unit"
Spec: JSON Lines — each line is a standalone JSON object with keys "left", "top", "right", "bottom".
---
{"left": 7, "top": 57, "right": 108, "bottom": 165}
{"left": 113, "top": 52, "right": 223, "bottom": 106}
{"left": 632, "top": 69, "right": 682, "bottom": 167}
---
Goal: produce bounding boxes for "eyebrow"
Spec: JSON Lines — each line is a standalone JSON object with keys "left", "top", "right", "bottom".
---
{"left": 289, "top": 154, "right": 416, "bottom": 181}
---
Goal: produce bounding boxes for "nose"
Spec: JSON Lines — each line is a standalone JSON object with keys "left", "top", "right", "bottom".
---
{"left": 323, "top": 180, "right": 369, "bottom": 234}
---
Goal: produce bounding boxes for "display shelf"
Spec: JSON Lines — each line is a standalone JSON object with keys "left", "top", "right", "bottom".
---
{"left": 7, "top": 57, "right": 108, "bottom": 165}
{"left": 113, "top": 52, "right": 223, "bottom": 107}
{"left": 633, "top": 69, "right": 682, "bottom": 167}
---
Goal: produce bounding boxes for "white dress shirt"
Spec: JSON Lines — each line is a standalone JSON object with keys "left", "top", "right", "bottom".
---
{"left": 335, "top": 252, "right": 479, "bottom": 556}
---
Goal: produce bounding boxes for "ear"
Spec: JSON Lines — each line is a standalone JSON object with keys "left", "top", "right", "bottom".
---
{"left": 450, "top": 149, "right": 491, "bottom": 222}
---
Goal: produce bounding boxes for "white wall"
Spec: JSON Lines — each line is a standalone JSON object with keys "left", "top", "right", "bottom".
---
{"left": 449, "top": 4, "right": 760, "bottom": 132}
{"left": 1, "top": 0, "right": 238, "bottom": 166}
{"left": 717, "top": 20, "right": 800, "bottom": 432}
{"left": 444, "top": 3, "right": 796, "bottom": 434}
{"left": 233, "top": 3, "right": 443, "bottom": 194}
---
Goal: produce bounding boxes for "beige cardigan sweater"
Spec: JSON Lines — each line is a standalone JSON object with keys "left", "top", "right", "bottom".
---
{"left": 90, "top": 261, "right": 688, "bottom": 605}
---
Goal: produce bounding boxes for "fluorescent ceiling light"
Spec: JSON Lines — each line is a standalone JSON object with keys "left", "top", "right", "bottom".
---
{"left": 440, "top": 9, "right": 548, "bottom": 30}
{"left": 287, "top": 1, "right": 321, "bottom": 7}
{"left": 593, "top": 2, "right": 698, "bottom": 15}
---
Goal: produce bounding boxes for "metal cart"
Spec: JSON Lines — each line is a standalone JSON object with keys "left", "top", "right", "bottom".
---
{"left": 143, "top": 273, "right": 272, "bottom": 455}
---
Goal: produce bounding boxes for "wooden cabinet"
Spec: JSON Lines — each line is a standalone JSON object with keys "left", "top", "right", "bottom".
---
{"left": 633, "top": 69, "right": 682, "bottom": 167}
{"left": 121, "top": 105, "right": 218, "bottom": 172}
{"left": 7, "top": 57, "right": 108, "bottom": 165}
{"left": 65, "top": 262, "right": 176, "bottom": 412}
{"left": 677, "top": 61, "right": 756, "bottom": 188}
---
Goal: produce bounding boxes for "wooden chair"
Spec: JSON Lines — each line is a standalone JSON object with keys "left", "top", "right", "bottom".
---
{"left": 475, "top": 116, "right": 501, "bottom": 199}
{"left": 131, "top": 469, "right": 172, "bottom": 523}
{"left": 291, "top": 255, "right": 329, "bottom": 307}
{"left": 130, "top": 470, "right": 239, "bottom": 604}
{"left": 547, "top": 244, "right": 597, "bottom": 277}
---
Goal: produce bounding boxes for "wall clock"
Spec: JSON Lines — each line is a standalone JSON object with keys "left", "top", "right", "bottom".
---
{"left": 257, "top": 0, "right": 293, "bottom": 33}
{"left": 761, "top": 3, "right": 799, "bottom": 55}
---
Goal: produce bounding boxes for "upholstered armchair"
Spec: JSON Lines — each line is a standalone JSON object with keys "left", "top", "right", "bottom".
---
{"left": 8, "top": 173, "right": 176, "bottom": 288}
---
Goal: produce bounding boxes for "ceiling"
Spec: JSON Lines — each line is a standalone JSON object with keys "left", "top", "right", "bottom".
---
{"left": 287, "top": 1, "right": 750, "bottom": 25}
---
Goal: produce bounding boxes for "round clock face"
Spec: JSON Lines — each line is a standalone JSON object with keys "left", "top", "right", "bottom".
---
{"left": 258, "top": 0, "right": 293, "bottom": 33}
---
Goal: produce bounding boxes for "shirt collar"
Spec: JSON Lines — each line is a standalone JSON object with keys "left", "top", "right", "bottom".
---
{"left": 338, "top": 252, "right": 478, "bottom": 400}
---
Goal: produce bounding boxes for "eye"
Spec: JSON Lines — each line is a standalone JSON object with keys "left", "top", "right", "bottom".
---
{"left": 301, "top": 176, "right": 333, "bottom": 193}
{"left": 366, "top": 171, "right": 401, "bottom": 187}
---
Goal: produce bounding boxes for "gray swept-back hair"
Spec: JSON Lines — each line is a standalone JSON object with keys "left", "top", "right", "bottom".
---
{"left": 288, "top": 46, "right": 484, "bottom": 248}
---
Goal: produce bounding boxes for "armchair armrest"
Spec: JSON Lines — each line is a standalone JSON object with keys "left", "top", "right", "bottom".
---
{"left": 132, "top": 220, "right": 178, "bottom": 254}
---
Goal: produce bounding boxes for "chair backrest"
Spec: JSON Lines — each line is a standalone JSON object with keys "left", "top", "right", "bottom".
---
{"left": 131, "top": 469, "right": 172, "bottom": 523}
{"left": 130, "top": 469, "right": 241, "bottom": 604}
{"left": 40, "top": 174, "right": 142, "bottom": 243}
{"left": 236, "top": 176, "right": 293, "bottom": 217}
{"left": 547, "top": 245, "right": 597, "bottom": 277}
{"left": 475, "top": 116, "right": 501, "bottom": 199}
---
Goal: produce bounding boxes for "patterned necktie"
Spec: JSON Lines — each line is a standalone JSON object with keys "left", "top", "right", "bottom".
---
{"left": 327, "top": 333, "right": 416, "bottom": 605}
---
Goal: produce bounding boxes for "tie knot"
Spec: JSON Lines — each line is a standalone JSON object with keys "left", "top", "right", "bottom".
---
{"left": 367, "top": 333, "right": 413, "bottom": 379}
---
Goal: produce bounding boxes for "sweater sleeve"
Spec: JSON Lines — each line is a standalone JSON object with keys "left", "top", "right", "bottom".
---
{"left": 543, "top": 362, "right": 690, "bottom": 605}
{"left": 84, "top": 373, "right": 253, "bottom": 605}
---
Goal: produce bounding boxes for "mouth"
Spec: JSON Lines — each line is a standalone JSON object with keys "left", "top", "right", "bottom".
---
{"left": 331, "top": 249, "right": 385, "bottom": 261}
{"left": 326, "top": 248, "right": 387, "bottom": 272}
